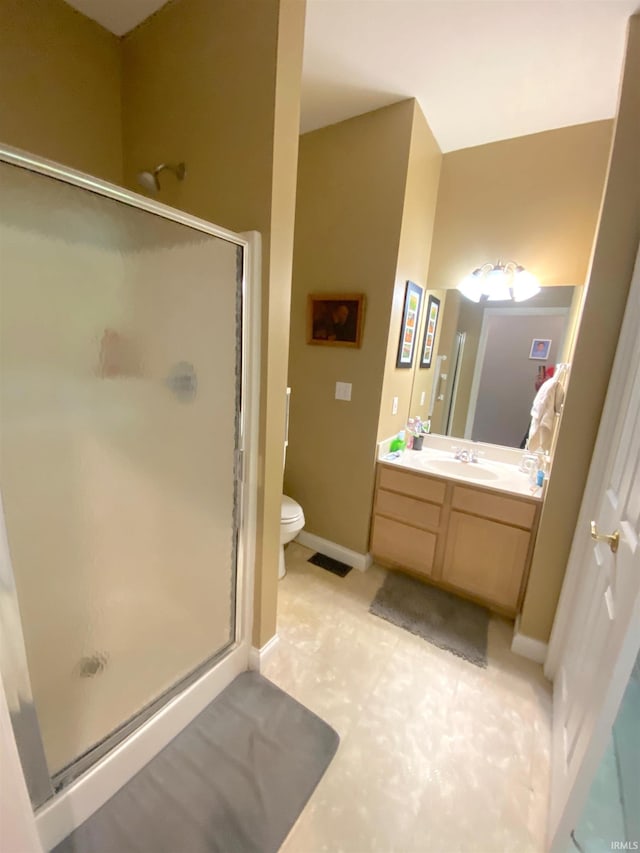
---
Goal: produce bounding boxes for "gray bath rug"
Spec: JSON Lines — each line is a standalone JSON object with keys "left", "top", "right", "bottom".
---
{"left": 370, "top": 572, "right": 489, "bottom": 667}
{"left": 54, "top": 672, "right": 339, "bottom": 853}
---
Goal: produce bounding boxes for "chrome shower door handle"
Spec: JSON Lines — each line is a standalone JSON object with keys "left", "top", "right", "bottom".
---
{"left": 590, "top": 521, "right": 620, "bottom": 554}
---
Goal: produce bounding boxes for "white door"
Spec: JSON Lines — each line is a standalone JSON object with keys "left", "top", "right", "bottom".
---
{"left": 548, "top": 247, "right": 640, "bottom": 851}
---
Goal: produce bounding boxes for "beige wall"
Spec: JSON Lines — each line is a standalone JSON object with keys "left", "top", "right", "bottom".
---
{"left": 560, "top": 285, "right": 585, "bottom": 364}
{"left": 255, "top": 0, "right": 307, "bottom": 646}
{"left": 428, "top": 120, "right": 613, "bottom": 291}
{"left": 377, "top": 103, "right": 443, "bottom": 440}
{"left": 560, "top": 285, "right": 585, "bottom": 362}
{"left": 0, "top": 0, "right": 123, "bottom": 183}
{"left": 520, "top": 15, "right": 640, "bottom": 642}
{"left": 122, "top": 0, "right": 305, "bottom": 647}
{"left": 285, "top": 100, "right": 423, "bottom": 555}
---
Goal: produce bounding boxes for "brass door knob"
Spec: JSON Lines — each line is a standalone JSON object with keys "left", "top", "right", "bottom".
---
{"left": 590, "top": 521, "right": 620, "bottom": 554}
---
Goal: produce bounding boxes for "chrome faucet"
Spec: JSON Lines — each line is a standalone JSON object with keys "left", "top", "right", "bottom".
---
{"left": 453, "top": 446, "right": 479, "bottom": 463}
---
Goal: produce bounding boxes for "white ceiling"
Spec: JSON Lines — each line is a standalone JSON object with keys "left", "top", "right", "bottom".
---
{"left": 64, "top": 0, "right": 639, "bottom": 152}
{"left": 64, "top": 0, "right": 170, "bottom": 36}
{"left": 302, "top": 0, "right": 638, "bottom": 151}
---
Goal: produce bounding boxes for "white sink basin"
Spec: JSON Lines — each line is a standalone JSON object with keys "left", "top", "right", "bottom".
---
{"left": 382, "top": 445, "right": 540, "bottom": 499}
{"left": 419, "top": 457, "right": 501, "bottom": 481}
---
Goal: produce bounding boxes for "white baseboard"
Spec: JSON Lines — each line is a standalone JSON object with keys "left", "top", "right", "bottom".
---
{"left": 511, "top": 616, "right": 549, "bottom": 664}
{"left": 296, "top": 531, "right": 372, "bottom": 572}
{"left": 248, "top": 634, "right": 280, "bottom": 673}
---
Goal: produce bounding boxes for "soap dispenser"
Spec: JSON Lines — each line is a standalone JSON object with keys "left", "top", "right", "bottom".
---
{"left": 390, "top": 431, "right": 406, "bottom": 453}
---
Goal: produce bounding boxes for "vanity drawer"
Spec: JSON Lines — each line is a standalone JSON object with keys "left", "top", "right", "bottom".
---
{"left": 378, "top": 466, "right": 446, "bottom": 505}
{"left": 375, "top": 488, "right": 442, "bottom": 531}
{"left": 452, "top": 485, "right": 536, "bottom": 529}
{"left": 370, "top": 515, "right": 436, "bottom": 577}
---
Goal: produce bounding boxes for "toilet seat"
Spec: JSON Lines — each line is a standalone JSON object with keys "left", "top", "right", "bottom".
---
{"left": 281, "top": 495, "right": 303, "bottom": 523}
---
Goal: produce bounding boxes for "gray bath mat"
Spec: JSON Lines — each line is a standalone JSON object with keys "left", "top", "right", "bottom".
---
{"left": 54, "top": 671, "right": 339, "bottom": 853}
{"left": 370, "top": 572, "right": 489, "bottom": 667}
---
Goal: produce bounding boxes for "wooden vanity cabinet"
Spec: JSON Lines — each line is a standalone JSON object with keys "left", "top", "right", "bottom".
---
{"left": 370, "top": 463, "right": 541, "bottom": 616}
{"left": 370, "top": 466, "right": 447, "bottom": 579}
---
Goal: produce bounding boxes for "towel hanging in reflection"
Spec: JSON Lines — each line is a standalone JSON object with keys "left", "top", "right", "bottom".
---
{"left": 527, "top": 368, "right": 567, "bottom": 453}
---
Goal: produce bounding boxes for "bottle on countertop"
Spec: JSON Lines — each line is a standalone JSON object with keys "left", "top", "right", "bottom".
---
{"left": 406, "top": 418, "right": 415, "bottom": 450}
{"left": 529, "top": 449, "right": 545, "bottom": 488}
{"left": 389, "top": 430, "right": 407, "bottom": 453}
{"left": 411, "top": 416, "right": 425, "bottom": 451}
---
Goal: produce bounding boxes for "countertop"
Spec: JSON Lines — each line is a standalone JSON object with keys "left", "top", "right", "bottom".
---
{"left": 378, "top": 444, "right": 544, "bottom": 502}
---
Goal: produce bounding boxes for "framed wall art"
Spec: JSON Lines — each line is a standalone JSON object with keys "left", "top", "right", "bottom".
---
{"left": 419, "top": 294, "right": 440, "bottom": 368}
{"left": 395, "top": 281, "right": 423, "bottom": 368}
{"left": 307, "top": 293, "right": 365, "bottom": 348}
{"left": 529, "top": 338, "right": 551, "bottom": 360}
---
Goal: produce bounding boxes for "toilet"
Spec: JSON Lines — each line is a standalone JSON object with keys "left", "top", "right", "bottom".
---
{"left": 279, "top": 494, "right": 305, "bottom": 579}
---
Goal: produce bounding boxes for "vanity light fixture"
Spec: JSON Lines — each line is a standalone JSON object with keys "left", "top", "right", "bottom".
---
{"left": 458, "top": 261, "right": 541, "bottom": 303}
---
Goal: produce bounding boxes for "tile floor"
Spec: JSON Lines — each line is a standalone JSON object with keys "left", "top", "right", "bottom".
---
{"left": 265, "top": 542, "right": 552, "bottom": 853}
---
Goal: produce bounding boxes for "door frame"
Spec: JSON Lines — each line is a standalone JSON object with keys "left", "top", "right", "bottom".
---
{"left": 444, "top": 331, "right": 466, "bottom": 435}
{"left": 546, "top": 241, "right": 640, "bottom": 850}
{"left": 0, "top": 144, "right": 261, "bottom": 851}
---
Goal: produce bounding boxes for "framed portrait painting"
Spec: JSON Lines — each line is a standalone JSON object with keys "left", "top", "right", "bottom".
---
{"left": 396, "top": 281, "right": 423, "bottom": 368}
{"left": 307, "top": 293, "right": 365, "bottom": 348}
{"left": 419, "top": 295, "right": 440, "bottom": 368}
{"left": 529, "top": 338, "right": 551, "bottom": 360}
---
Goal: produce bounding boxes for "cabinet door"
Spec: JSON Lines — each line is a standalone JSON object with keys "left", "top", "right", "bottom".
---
{"left": 371, "top": 515, "right": 436, "bottom": 577}
{"left": 442, "top": 511, "right": 530, "bottom": 611}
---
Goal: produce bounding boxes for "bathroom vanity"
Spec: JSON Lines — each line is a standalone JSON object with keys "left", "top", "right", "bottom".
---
{"left": 370, "top": 446, "right": 542, "bottom": 616}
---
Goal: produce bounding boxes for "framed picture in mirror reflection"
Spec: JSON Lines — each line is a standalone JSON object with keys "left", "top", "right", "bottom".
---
{"left": 529, "top": 338, "right": 551, "bottom": 360}
{"left": 419, "top": 295, "right": 440, "bottom": 368}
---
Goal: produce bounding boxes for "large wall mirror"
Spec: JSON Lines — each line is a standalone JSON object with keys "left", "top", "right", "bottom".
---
{"left": 409, "top": 285, "right": 581, "bottom": 449}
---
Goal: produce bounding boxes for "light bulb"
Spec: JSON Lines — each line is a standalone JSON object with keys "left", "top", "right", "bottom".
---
{"left": 512, "top": 269, "right": 541, "bottom": 302}
{"left": 458, "top": 272, "right": 482, "bottom": 302}
{"left": 485, "top": 267, "right": 511, "bottom": 301}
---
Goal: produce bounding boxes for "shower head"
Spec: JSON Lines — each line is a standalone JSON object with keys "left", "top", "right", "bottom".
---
{"left": 137, "top": 170, "right": 160, "bottom": 193}
{"left": 136, "top": 162, "right": 186, "bottom": 193}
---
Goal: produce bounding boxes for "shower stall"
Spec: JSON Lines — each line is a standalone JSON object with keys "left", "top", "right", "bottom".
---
{"left": 0, "top": 146, "right": 258, "bottom": 847}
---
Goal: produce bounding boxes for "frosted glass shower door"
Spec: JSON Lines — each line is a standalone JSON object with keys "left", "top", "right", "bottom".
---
{"left": 0, "top": 160, "right": 242, "bottom": 778}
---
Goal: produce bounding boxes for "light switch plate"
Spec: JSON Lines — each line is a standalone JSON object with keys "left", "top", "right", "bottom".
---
{"left": 420, "top": 391, "right": 426, "bottom": 406}
{"left": 335, "top": 381, "right": 352, "bottom": 401}
{"left": 392, "top": 396, "right": 398, "bottom": 415}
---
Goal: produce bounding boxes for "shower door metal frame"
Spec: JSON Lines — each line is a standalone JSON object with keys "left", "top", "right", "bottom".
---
{"left": 0, "top": 144, "right": 259, "bottom": 836}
